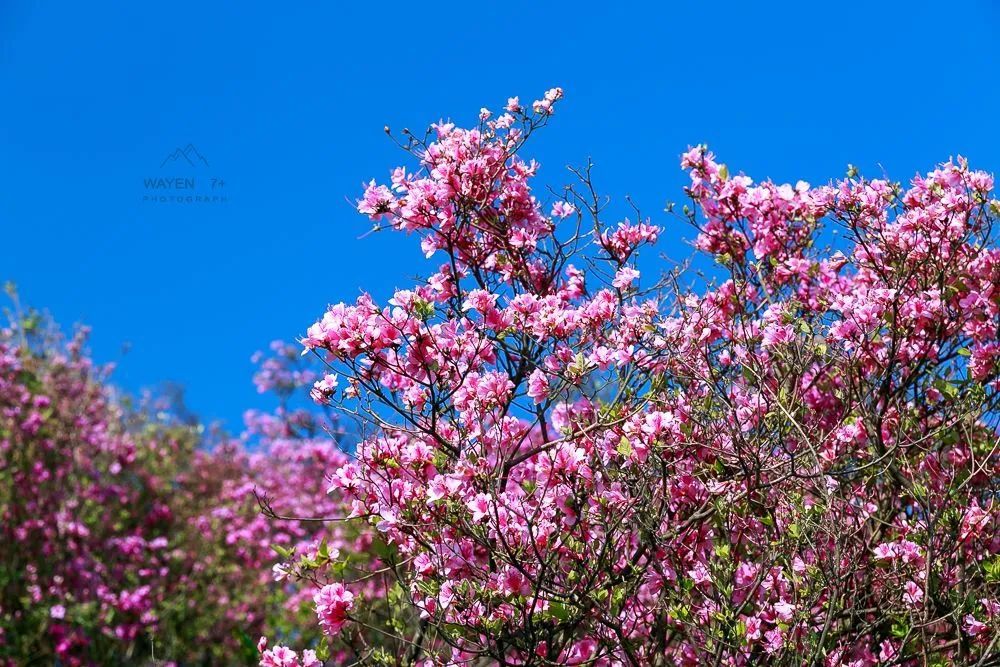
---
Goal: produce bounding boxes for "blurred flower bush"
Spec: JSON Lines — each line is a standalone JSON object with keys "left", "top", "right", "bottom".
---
{"left": 0, "top": 293, "right": 372, "bottom": 665}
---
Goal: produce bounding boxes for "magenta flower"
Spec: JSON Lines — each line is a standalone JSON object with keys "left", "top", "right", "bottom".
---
{"left": 314, "top": 583, "right": 355, "bottom": 636}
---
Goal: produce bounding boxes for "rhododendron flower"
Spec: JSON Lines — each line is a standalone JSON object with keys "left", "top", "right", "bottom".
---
{"left": 527, "top": 368, "right": 550, "bottom": 403}
{"left": 358, "top": 180, "right": 397, "bottom": 220}
{"left": 551, "top": 200, "right": 576, "bottom": 218}
{"left": 903, "top": 581, "right": 924, "bottom": 607}
{"left": 466, "top": 493, "right": 491, "bottom": 522}
{"left": 309, "top": 372, "right": 338, "bottom": 405}
{"left": 532, "top": 87, "right": 563, "bottom": 114}
{"left": 964, "top": 614, "right": 987, "bottom": 637}
{"left": 260, "top": 645, "right": 305, "bottom": 667}
{"left": 763, "top": 628, "right": 784, "bottom": 654}
{"left": 314, "top": 583, "right": 355, "bottom": 636}
{"left": 773, "top": 600, "right": 795, "bottom": 622}
{"left": 612, "top": 266, "right": 640, "bottom": 289}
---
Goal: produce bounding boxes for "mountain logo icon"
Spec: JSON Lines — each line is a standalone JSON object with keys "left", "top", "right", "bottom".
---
{"left": 160, "top": 144, "right": 210, "bottom": 168}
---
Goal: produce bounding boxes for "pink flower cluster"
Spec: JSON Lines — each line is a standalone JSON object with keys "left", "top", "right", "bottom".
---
{"left": 313, "top": 583, "right": 354, "bottom": 636}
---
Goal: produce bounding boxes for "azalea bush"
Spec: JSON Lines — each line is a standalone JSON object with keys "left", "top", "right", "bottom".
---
{"left": 0, "top": 298, "right": 355, "bottom": 665}
{"left": 268, "top": 90, "right": 1000, "bottom": 665}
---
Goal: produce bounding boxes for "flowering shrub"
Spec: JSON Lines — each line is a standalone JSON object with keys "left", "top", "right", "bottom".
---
{"left": 275, "top": 90, "right": 1000, "bottom": 664}
{"left": 0, "top": 301, "right": 356, "bottom": 665}
{"left": 0, "top": 311, "right": 183, "bottom": 665}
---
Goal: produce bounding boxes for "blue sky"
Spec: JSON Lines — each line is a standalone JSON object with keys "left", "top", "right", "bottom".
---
{"left": 1, "top": 1, "right": 998, "bottom": 430}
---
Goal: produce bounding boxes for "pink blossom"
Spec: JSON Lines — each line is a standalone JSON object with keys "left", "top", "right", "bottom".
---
{"left": 527, "top": 369, "right": 550, "bottom": 404}
{"left": 314, "top": 583, "right": 355, "bottom": 636}
{"left": 551, "top": 201, "right": 576, "bottom": 218}
{"left": 612, "top": 266, "right": 640, "bottom": 290}
{"left": 963, "top": 614, "right": 987, "bottom": 637}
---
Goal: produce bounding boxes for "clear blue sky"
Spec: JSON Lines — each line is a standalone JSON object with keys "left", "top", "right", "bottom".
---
{"left": 2, "top": 2, "right": 998, "bottom": 430}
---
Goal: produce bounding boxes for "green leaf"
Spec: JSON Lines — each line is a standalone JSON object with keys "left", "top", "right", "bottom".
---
{"left": 270, "top": 544, "right": 292, "bottom": 559}
{"left": 316, "top": 636, "right": 330, "bottom": 661}
{"left": 549, "top": 601, "right": 571, "bottom": 621}
{"left": 617, "top": 436, "right": 633, "bottom": 458}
